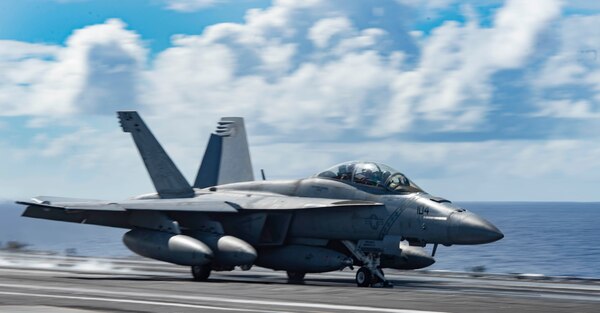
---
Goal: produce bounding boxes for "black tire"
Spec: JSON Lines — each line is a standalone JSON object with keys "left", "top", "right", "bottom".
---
{"left": 372, "top": 268, "right": 384, "bottom": 284}
{"left": 191, "top": 265, "right": 211, "bottom": 281}
{"left": 286, "top": 271, "right": 306, "bottom": 282}
{"left": 356, "top": 267, "right": 372, "bottom": 287}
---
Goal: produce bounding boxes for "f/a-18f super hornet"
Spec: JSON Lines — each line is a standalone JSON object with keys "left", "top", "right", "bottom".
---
{"left": 17, "top": 111, "right": 503, "bottom": 287}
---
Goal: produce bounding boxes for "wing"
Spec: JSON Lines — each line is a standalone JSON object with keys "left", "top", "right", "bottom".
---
{"left": 18, "top": 193, "right": 382, "bottom": 212}
{"left": 18, "top": 193, "right": 383, "bottom": 229}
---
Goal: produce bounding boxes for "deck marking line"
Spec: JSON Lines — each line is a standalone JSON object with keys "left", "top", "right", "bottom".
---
{"left": 0, "top": 291, "right": 291, "bottom": 313}
{"left": 0, "top": 283, "right": 446, "bottom": 313}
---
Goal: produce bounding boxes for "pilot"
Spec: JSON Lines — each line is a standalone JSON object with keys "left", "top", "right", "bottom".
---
{"left": 337, "top": 164, "right": 353, "bottom": 181}
{"left": 354, "top": 169, "right": 370, "bottom": 184}
{"left": 388, "top": 174, "right": 409, "bottom": 190}
{"left": 356, "top": 168, "right": 382, "bottom": 186}
{"left": 371, "top": 170, "right": 383, "bottom": 186}
{"left": 399, "top": 174, "right": 409, "bottom": 186}
{"left": 382, "top": 171, "right": 391, "bottom": 184}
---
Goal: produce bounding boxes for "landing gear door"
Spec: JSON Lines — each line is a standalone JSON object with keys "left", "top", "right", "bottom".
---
{"left": 259, "top": 213, "right": 293, "bottom": 246}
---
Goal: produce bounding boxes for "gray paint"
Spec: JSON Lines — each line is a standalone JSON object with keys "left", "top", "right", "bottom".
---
{"left": 256, "top": 245, "right": 352, "bottom": 273}
{"left": 195, "top": 117, "right": 254, "bottom": 188}
{"left": 18, "top": 112, "right": 504, "bottom": 286}
{"left": 123, "top": 229, "right": 212, "bottom": 266}
{"left": 194, "top": 133, "right": 222, "bottom": 188}
{"left": 118, "top": 111, "right": 194, "bottom": 199}
{"left": 186, "top": 231, "right": 257, "bottom": 268}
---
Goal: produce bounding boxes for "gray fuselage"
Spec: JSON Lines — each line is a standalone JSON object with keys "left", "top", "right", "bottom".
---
{"left": 209, "top": 177, "right": 503, "bottom": 247}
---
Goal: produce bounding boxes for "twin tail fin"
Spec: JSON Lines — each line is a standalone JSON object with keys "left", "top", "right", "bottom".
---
{"left": 118, "top": 111, "right": 194, "bottom": 199}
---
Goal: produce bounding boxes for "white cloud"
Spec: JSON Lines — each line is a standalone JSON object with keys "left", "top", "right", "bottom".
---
{"left": 142, "top": 0, "right": 561, "bottom": 137}
{"left": 4, "top": 117, "right": 600, "bottom": 201}
{"left": 376, "top": 0, "right": 562, "bottom": 134}
{"left": 0, "top": 19, "right": 146, "bottom": 117}
{"left": 250, "top": 137, "right": 600, "bottom": 201}
{"left": 308, "top": 17, "right": 353, "bottom": 49}
{"left": 533, "top": 14, "right": 600, "bottom": 118}
{"left": 0, "top": 0, "right": 562, "bottom": 133}
{"left": 0, "top": 41, "right": 58, "bottom": 116}
{"left": 163, "top": 0, "right": 217, "bottom": 12}
{"left": 535, "top": 100, "right": 600, "bottom": 119}
{"left": 0, "top": 118, "right": 154, "bottom": 200}
{"left": 5, "top": 0, "right": 600, "bottom": 201}
{"left": 488, "top": 0, "right": 561, "bottom": 68}
{"left": 0, "top": 40, "right": 60, "bottom": 61}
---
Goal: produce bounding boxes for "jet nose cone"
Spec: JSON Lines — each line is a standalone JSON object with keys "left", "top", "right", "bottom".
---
{"left": 448, "top": 212, "right": 504, "bottom": 244}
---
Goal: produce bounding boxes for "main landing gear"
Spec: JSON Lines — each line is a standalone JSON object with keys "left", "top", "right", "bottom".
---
{"left": 286, "top": 271, "right": 306, "bottom": 283}
{"left": 191, "top": 264, "right": 211, "bottom": 281}
{"left": 342, "top": 240, "right": 393, "bottom": 288}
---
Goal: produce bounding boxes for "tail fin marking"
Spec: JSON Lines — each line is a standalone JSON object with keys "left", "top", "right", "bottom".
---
{"left": 194, "top": 117, "right": 254, "bottom": 188}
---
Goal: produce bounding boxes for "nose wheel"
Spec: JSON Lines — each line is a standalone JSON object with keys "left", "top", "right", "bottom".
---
{"left": 355, "top": 267, "right": 391, "bottom": 287}
{"left": 355, "top": 267, "right": 372, "bottom": 287}
{"left": 343, "top": 240, "right": 393, "bottom": 288}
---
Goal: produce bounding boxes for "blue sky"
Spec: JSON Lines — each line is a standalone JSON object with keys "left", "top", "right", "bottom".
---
{"left": 0, "top": 0, "right": 271, "bottom": 53}
{"left": 1, "top": 0, "right": 600, "bottom": 201}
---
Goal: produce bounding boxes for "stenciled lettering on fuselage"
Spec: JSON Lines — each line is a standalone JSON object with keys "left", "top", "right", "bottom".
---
{"left": 378, "top": 207, "right": 405, "bottom": 238}
{"left": 364, "top": 214, "right": 384, "bottom": 230}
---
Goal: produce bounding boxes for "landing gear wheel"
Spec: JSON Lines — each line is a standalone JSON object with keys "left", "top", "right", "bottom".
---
{"left": 342, "top": 241, "right": 392, "bottom": 288}
{"left": 191, "top": 265, "right": 211, "bottom": 281}
{"left": 286, "top": 271, "right": 306, "bottom": 282}
{"left": 356, "top": 267, "right": 372, "bottom": 287}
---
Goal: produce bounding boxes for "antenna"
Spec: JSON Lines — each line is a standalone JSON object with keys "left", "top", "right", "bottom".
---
{"left": 260, "top": 169, "right": 266, "bottom": 181}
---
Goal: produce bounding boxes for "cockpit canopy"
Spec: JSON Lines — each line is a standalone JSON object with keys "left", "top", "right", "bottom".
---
{"left": 314, "top": 161, "right": 424, "bottom": 193}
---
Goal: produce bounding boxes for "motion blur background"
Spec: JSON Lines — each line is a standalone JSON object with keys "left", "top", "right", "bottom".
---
{"left": 1, "top": 0, "right": 599, "bottom": 277}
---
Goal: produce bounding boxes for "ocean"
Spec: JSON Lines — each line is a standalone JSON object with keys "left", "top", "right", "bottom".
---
{"left": 1, "top": 201, "right": 599, "bottom": 278}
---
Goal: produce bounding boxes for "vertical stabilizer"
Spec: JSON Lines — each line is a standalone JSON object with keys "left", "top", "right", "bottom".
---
{"left": 194, "top": 117, "right": 254, "bottom": 188}
{"left": 118, "top": 111, "right": 194, "bottom": 198}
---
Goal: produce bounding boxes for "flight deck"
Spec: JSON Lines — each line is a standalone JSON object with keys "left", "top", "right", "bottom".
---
{"left": 0, "top": 252, "right": 598, "bottom": 313}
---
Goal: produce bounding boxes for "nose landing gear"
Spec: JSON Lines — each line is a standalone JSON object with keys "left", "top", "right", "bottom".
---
{"left": 355, "top": 267, "right": 372, "bottom": 287}
{"left": 355, "top": 267, "right": 392, "bottom": 288}
{"left": 342, "top": 240, "right": 393, "bottom": 288}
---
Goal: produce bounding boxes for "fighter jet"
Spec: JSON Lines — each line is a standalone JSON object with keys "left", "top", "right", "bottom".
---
{"left": 17, "top": 111, "right": 503, "bottom": 287}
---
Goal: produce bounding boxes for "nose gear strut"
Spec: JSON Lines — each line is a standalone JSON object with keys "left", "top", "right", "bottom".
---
{"left": 342, "top": 240, "right": 392, "bottom": 288}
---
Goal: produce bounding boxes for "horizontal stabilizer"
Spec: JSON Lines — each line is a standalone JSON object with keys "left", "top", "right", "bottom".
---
{"left": 194, "top": 117, "right": 254, "bottom": 188}
{"left": 118, "top": 111, "right": 194, "bottom": 199}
